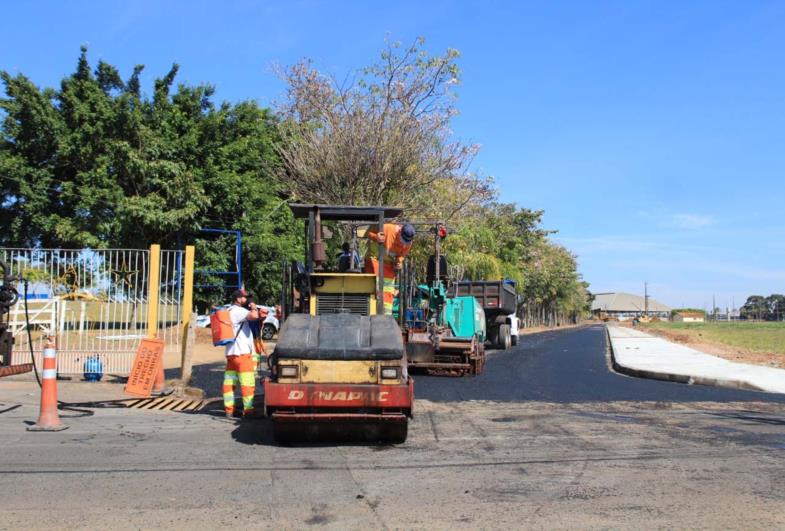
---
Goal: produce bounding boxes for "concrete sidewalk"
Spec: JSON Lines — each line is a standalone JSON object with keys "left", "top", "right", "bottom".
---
{"left": 607, "top": 324, "right": 785, "bottom": 394}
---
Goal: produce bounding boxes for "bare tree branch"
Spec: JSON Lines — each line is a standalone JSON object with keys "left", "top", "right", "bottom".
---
{"left": 274, "top": 37, "right": 482, "bottom": 219}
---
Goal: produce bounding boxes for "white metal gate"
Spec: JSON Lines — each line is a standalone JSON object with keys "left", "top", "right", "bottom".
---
{"left": 2, "top": 247, "right": 185, "bottom": 375}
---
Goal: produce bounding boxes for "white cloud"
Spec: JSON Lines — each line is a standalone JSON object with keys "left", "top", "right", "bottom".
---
{"left": 636, "top": 210, "right": 716, "bottom": 230}
{"left": 557, "top": 235, "right": 703, "bottom": 257}
{"left": 668, "top": 213, "right": 715, "bottom": 230}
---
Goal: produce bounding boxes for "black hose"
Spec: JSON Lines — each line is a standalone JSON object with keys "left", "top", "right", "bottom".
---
{"left": 23, "top": 281, "right": 41, "bottom": 387}
{"left": 57, "top": 403, "right": 94, "bottom": 417}
{"left": 0, "top": 404, "right": 22, "bottom": 414}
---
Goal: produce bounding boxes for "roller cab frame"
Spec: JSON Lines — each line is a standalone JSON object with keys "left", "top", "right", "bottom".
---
{"left": 265, "top": 204, "right": 413, "bottom": 443}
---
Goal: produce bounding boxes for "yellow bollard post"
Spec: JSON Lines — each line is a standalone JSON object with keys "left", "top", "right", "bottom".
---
{"left": 147, "top": 244, "right": 164, "bottom": 394}
{"left": 146, "top": 244, "right": 161, "bottom": 339}
{"left": 180, "top": 245, "right": 195, "bottom": 370}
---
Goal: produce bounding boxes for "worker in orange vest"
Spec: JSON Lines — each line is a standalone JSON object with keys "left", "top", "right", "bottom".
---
{"left": 364, "top": 223, "right": 416, "bottom": 315}
{"left": 223, "top": 288, "right": 264, "bottom": 418}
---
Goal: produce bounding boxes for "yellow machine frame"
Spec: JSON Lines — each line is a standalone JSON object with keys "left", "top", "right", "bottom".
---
{"left": 308, "top": 272, "right": 378, "bottom": 316}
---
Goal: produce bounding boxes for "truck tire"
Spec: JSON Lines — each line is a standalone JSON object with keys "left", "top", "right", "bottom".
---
{"left": 511, "top": 333, "right": 518, "bottom": 346}
{"left": 499, "top": 324, "right": 511, "bottom": 350}
{"left": 487, "top": 325, "right": 499, "bottom": 347}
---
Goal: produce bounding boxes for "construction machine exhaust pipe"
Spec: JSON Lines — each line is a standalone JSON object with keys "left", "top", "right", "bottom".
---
{"left": 311, "top": 207, "right": 327, "bottom": 269}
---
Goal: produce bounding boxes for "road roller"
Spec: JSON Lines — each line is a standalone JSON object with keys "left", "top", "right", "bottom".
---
{"left": 264, "top": 204, "right": 412, "bottom": 443}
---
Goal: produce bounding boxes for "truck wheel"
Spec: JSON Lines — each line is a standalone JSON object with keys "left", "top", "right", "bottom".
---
{"left": 511, "top": 334, "right": 518, "bottom": 346}
{"left": 499, "top": 324, "right": 511, "bottom": 350}
{"left": 262, "top": 323, "right": 276, "bottom": 340}
{"left": 487, "top": 326, "right": 499, "bottom": 347}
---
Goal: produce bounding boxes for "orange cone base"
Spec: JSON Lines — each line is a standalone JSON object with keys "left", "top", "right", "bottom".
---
{"left": 27, "top": 423, "right": 69, "bottom": 432}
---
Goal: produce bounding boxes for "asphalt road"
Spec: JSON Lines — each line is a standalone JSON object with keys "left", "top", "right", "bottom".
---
{"left": 416, "top": 325, "right": 785, "bottom": 403}
{"left": 2, "top": 325, "right": 784, "bottom": 529}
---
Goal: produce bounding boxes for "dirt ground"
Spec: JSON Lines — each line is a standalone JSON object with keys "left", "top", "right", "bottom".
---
{"left": 192, "top": 328, "right": 233, "bottom": 363}
{"left": 630, "top": 323, "right": 785, "bottom": 370}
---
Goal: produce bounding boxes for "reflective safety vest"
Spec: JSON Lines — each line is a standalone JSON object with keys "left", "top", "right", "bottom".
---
{"left": 366, "top": 223, "right": 412, "bottom": 267}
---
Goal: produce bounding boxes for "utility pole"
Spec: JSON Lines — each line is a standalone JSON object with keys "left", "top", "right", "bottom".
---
{"left": 712, "top": 294, "right": 716, "bottom": 322}
{"left": 644, "top": 282, "right": 649, "bottom": 317}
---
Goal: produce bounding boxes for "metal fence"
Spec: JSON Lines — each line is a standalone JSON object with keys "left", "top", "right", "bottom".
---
{"left": 2, "top": 247, "right": 185, "bottom": 375}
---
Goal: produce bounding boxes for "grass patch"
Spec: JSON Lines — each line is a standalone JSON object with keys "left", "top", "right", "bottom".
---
{"left": 640, "top": 321, "right": 785, "bottom": 355}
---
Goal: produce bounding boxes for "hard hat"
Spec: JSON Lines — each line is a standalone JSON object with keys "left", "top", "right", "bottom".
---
{"left": 400, "top": 223, "right": 416, "bottom": 243}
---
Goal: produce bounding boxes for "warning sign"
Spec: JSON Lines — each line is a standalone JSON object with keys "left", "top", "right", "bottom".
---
{"left": 125, "top": 338, "right": 165, "bottom": 397}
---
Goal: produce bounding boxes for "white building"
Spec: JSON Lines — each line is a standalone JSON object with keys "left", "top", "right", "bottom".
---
{"left": 591, "top": 292, "right": 671, "bottom": 321}
{"left": 673, "top": 311, "right": 705, "bottom": 323}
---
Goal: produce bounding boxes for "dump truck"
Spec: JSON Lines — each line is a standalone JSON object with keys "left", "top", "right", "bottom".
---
{"left": 450, "top": 280, "right": 518, "bottom": 350}
{"left": 400, "top": 223, "right": 487, "bottom": 375}
{"left": 264, "top": 204, "right": 412, "bottom": 443}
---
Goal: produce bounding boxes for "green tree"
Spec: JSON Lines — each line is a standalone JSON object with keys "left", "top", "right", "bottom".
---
{"left": 741, "top": 296, "right": 767, "bottom": 321}
{"left": 1, "top": 48, "right": 302, "bottom": 306}
{"left": 765, "top": 294, "right": 785, "bottom": 321}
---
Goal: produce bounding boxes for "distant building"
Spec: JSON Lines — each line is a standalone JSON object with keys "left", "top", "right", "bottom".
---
{"left": 716, "top": 308, "right": 741, "bottom": 321}
{"left": 673, "top": 311, "right": 705, "bottom": 323}
{"left": 591, "top": 292, "right": 671, "bottom": 321}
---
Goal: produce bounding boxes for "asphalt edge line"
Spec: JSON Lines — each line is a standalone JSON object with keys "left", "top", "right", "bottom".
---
{"left": 604, "top": 325, "right": 771, "bottom": 394}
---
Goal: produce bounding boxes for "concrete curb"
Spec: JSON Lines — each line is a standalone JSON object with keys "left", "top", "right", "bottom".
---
{"left": 605, "top": 326, "right": 774, "bottom": 394}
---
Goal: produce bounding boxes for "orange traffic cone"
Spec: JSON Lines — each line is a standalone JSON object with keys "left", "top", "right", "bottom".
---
{"left": 27, "top": 338, "right": 68, "bottom": 432}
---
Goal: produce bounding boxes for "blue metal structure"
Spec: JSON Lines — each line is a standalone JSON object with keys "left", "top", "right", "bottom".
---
{"left": 195, "top": 228, "right": 243, "bottom": 289}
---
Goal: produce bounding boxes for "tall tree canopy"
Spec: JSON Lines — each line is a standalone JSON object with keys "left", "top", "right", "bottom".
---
{"left": 1, "top": 47, "right": 302, "bottom": 304}
{"left": 741, "top": 294, "right": 785, "bottom": 321}
{"left": 1, "top": 40, "right": 589, "bottom": 320}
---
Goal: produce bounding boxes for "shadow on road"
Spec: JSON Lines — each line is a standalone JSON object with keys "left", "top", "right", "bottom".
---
{"left": 227, "top": 412, "right": 404, "bottom": 449}
{"left": 230, "top": 418, "right": 277, "bottom": 445}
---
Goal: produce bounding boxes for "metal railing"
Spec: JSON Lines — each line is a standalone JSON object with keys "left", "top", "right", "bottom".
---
{"left": 2, "top": 247, "right": 185, "bottom": 375}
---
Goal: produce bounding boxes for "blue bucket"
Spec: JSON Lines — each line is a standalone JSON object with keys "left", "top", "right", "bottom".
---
{"left": 84, "top": 355, "right": 104, "bottom": 382}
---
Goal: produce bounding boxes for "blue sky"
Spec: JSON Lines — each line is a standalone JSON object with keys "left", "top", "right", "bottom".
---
{"left": 3, "top": 0, "right": 784, "bottom": 309}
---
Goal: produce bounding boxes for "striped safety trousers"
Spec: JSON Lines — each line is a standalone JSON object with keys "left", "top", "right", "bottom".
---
{"left": 364, "top": 258, "right": 397, "bottom": 315}
{"left": 223, "top": 354, "right": 255, "bottom": 416}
